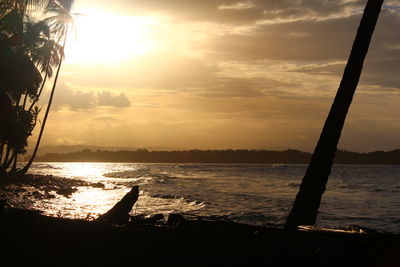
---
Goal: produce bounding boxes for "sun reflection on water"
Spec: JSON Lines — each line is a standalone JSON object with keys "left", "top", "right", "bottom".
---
{"left": 70, "top": 187, "right": 125, "bottom": 216}
{"left": 19, "top": 162, "right": 205, "bottom": 220}
{"left": 61, "top": 162, "right": 108, "bottom": 179}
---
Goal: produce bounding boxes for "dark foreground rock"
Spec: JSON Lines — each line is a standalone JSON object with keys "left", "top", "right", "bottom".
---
{"left": 1, "top": 208, "right": 400, "bottom": 266}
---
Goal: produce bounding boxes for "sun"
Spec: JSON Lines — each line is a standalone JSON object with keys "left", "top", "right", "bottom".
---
{"left": 65, "top": 9, "right": 158, "bottom": 64}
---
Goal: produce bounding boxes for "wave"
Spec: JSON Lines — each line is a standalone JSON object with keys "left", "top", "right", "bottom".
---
{"left": 103, "top": 170, "right": 146, "bottom": 179}
{"left": 151, "top": 194, "right": 182, "bottom": 199}
{"left": 272, "top": 164, "right": 287, "bottom": 168}
{"left": 31, "top": 163, "right": 61, "bottom": 170}
{"left": 178, "top": 164, "right": 203, "bottom": 169}
{"left": 103, "top": 170, "right": 175, "bottom": 180}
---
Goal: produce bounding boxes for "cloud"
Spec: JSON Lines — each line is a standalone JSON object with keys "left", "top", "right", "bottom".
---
{"left": 97, "top": 91, "right": 131, "bottom": 107}
{"left": 54, "top": 137, "right": 84, "bottom": 146}
{"left": 65, "top": 54, "right": 303, "bottom": 99}
{"left": 290, "top": 62, "right": 346, "bottom": 75}
{"left": 52, "top": 83, "right": 95, "bottom": 110}
{"left": 192, "top": 76, "right": 295, "bottom": 98}
{"left": 50, "top": 83, "right": 131, "bottom": 110}
{"left": 205, "top": 9, "right": 400, "bottom": 90}
{"left": 62, "top": 55, "right": 293, "bottom": 99}
{"left": 63, "top": 56, "right": 217, "bottom": 90}
{"left": 85, "top": 0, "right": 365, "bottom": 23}
{"left": 66, "top": 3, "right": 400, "bottom": 93}
{"left": 288, "top": 14, "right": 400, "bottom": 91}
{"left": 208, "top": 13, "right": 363, "bottom": 61}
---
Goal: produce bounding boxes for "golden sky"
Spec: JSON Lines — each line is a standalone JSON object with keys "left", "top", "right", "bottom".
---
{"left": 33, "top": 0, "right": 400, "bottom": 152}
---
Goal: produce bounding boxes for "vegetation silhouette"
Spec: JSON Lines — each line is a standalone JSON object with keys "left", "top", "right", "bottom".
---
{"left": 286, "top": 0, "right": 385, "bottom": 228}
{"left": 20, "top": 0, "right": 76, "bottom": 174}
{"left": 34, "top": 148, "right": 400, "bottom": 164}
{"left": 0, "top": 0, "right": 74, "bottom": 177}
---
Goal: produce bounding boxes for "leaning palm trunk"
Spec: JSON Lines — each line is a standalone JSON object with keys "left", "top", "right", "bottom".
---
{"left": 285, "top": 0, "right": 384, "bottom": 228}
{"left": 28, "top": 61, "right": 49, "bottom": 112}
{"left": 19, "top": 30, "right": 68, "bottom": 175}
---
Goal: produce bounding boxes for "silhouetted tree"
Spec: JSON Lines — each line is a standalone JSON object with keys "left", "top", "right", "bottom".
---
{"left": 285, "top": 0, "right": 384, "bottom": 228}
{"left": 0, "top": 5, "right": 48, "bottom": 174}
{"left": 20, "top": 0, "right": 75, "bottom": 174}
{"left": 0, "top": 0, "right": 66, "bottom": 176}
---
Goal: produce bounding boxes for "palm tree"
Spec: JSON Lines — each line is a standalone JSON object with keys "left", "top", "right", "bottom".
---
{"left": 28, "top": 31, "right": 63, "bottom": 112}
{"left": 0, "top": 6, "right": 52, "bottom": 174}
{"left": 285, "top": 0, "right": 385, "bottom": 228}
{"left": 19, "top": 0, "right": 75, "bottom": 174}
{"left": 0, "top": 0, "right": 49, "bottom": 18}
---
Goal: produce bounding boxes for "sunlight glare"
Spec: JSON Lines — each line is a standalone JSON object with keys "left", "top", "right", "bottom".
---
{"left": 65, "top": 9, "right": 158, "bottom": 64}
{"left": 64, "top": 162, "right": 105, "bottom": 178}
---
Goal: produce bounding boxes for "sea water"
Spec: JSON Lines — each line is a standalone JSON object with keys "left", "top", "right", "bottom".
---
{"left": 4, "top": 163, "right": 400, "bottom": 233}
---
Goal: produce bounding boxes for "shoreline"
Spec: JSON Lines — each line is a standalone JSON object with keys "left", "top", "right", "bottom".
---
{"left": 25, "top": 161, "right": 400, "bottom": 166}
{"left": 3, "top": 170, "right": 400, "bottom": 234}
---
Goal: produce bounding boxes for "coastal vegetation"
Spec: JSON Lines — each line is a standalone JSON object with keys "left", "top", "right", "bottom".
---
{"left": 35, "top": 148, "right": 400, "bottom": 165}
{"left": 0, "top": 0, "right": 75, "bottom": 176}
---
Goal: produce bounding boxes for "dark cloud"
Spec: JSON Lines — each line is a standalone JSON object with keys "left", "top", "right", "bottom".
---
{"left": 206, "top": 9, "right": 400, "bottom": 90}
{"left": 360, "top": 10, "right": 400, "bottom": 89}
{"left": 207, "top": 7, "right": 399, "bottom": 60}
{"left": 289, "top": 9, "right": 400, "bottom": 90}
{"left": 87, "top": 0, "right": 365, "bottom": 23}
{"left": 208, "top": 13, "right": 363, "bottom": 61}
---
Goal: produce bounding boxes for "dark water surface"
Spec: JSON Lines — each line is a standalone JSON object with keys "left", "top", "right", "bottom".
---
{"left": 5, "top": 163, "right": 400, "bottom": 233}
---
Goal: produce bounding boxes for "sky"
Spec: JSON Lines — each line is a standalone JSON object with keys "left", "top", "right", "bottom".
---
{"left": 33, "top": 0, "right": 400, "bottom": 152}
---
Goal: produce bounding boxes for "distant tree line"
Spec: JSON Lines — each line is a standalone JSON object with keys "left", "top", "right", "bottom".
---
{"left": 34, "top": 148, "right": 400, "bottom": 164}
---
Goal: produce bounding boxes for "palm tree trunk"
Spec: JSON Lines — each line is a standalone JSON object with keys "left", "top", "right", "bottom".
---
{"left": 285, "top": 0, "right": 384, "bottom": 228}
{"left": 10, "top": 152, "right": 17, "bottom": 172}
{"left": 0, "top": 141, "right": 4, "bottom": 163}
{"left": 1, "top": 145, "right": 11, "bottom": 167}
{"left": 1, "top": 145, "right": 13, "bottom": 172}
{"left": 28, "top": 60, "right": 49, "bottom": 112}
{"left": 19, "top": 30, "right": 68, "bottom": 175}
{"left": 22, "top": 93, "right": 28, "bottom": 109}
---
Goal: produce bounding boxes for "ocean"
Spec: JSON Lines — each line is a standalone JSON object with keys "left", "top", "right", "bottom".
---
{"left": 5, "top": 163, "right": 400, "bottom": 233}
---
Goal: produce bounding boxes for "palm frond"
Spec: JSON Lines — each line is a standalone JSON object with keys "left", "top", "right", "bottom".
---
{"left": 0, "top": 8, "right": 24, "bottom": 34}
{"left": 0, "top": 0, "right": 50, "bottom": 17}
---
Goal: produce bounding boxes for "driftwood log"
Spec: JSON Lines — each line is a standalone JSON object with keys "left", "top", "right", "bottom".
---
{"left": 97, "top": 185, "right": 139, "bottom": 224}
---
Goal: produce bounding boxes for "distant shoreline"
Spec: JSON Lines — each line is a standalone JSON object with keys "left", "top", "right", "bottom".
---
{"left": 33, "top": 149, "right": 400, "bottom": 165}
